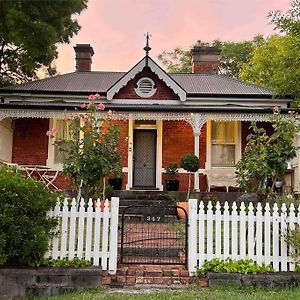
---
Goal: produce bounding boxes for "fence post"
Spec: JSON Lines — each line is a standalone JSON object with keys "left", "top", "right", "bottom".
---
{"left": 188, "top": 198, "right": 198, "bottom": 275}
{"left": 108, "top": 197, "right": 119, "bottom": 275}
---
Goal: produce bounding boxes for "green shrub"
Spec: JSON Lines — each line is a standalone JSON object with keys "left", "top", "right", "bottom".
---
{"left": 0, "top": 165, "right": 57, "bottom": 266}
{"left": 40, "top": 257, "right": 92, "bottom": 267}
{"left": 196, "top": 258, "right": 274, "bottom": 278}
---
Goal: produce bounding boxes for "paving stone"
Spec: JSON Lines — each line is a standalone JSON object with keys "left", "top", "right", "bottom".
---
{"left": 135, "top": 269, "right": 144, "bottom": 276}
{"left": 162, "top": 269, "right": 173, "bottom": 276}
{"left": 171, "top": 269, "right": 180, "bottom": 277}
{"left": 116, "top": 276, "right": 126, "bottom": 284}
{"left": 144, "top": 270, "right": 163, "bottom": 277}
{"left": 143, "top": 277, "right": 154, "bottom": 284}
{"left": 117, "top": 268, "right": 128, "bottom": 276}
{"left": 153, "top": 277, "right": 164, "bottom": 284}
{"left": 126, "top": 276, "right": 136, "bottom": 285}
{"left": 136, "top": 277, "right": 144, "bottom": 284}
{"left": 180, "top": 270, "right": 189, "bottom": 277}
{"left": 101, "top": 276, "right": 112, "bottom": 285}
{"left": 162, "top": 277, "right": 173, "bottom": 285}
{"left": 127, "top": 268, "right": 137, "bottom": 276}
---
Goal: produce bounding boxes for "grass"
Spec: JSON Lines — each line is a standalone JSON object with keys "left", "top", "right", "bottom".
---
{"left": 33, "top": 285, "right": 300, "bottom": 300}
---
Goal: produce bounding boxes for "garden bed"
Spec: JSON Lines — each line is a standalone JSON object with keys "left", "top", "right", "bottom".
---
{"left": 0, "top": 266, "right": 102, "bottom": 299}
{"left": 207, "top": 271, "right": 300, "bottom": 288}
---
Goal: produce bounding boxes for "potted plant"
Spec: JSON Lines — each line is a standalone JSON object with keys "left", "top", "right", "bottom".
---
{"left": 176, "top": 154, "right": 199, "bottom": 218}
{"left": 165, "top": 163, "right": 179, "bottom": 191}
{"left": 179, "top": 153, "right": 199, "bottom": 199}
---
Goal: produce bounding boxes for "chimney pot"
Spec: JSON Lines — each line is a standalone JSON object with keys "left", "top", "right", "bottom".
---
{"left": 191, "top": 46, "right": 220, "bottom": 74}
{"left": 73, "top": 44, "right": 94, "bottom": 72}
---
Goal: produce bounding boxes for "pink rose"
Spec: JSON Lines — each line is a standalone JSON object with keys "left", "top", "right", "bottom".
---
{"left": 107, "top": 109, "right": 113, "bottom": 117}
{"left": 97, "top": 103, "right": 105, "bottom": 110}
{"left": 88, "top": 94, "right": 96, "bottom": 100}
{"left": 46, "top": 130, "right": 53, "bottom": 137}
{"left": 94, "top": 93, "right": 100, "bottom": 99}
{"left": 52, "top": 128, "right": 58, "bottom": 133}
{"left": 80, "top": 103, "right": 87, "bottom": 108}
{"left": 273, "top": 106, "right": 280, "bottom": 113}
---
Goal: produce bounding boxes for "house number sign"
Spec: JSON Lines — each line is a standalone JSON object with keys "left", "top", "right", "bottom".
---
{"left": 143, "top": 214, "right": 165, "bottom": 223}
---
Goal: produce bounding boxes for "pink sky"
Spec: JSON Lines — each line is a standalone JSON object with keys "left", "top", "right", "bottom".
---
{"left": 55, "top": 0, "right": 291, "bottom": 74}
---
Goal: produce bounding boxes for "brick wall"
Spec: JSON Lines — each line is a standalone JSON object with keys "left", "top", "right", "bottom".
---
{"left": 114, "top": 67, "right": 180, "bottom": 100}
{"left": 162, "top": 121, "right": 207, "bottom": 191}
{"left": 12, "top": 118, "right": 49, "bottom": 165}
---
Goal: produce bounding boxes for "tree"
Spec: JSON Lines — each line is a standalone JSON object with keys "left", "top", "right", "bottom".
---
{"left": 268, "top": 0, "right": 300, "bottom": 36}
{"left": 240, "top": 34, "right": 300, "bottom": 100}
{"left": 241, "top": 1, "right": 300, "bottom": 100}
{"left": 0, "top": 0, "right": 87, "bottom": 87}
{"left": 49, "top": 94, "right": 122, "bottom": 200}
{"left": 235, "top": 109, "right": 300, "bottom": 195}
{"left": 157, "top": 37, "right": 264, "bottom": 78}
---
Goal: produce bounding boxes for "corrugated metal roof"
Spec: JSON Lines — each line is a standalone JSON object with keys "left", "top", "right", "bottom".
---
{"left": 1, "top": 71, "right": 273, "bottom": 96}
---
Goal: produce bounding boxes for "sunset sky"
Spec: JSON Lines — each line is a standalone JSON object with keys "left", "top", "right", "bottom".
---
{"left": 55, "top": 0, "right": 291, "bottom": 74}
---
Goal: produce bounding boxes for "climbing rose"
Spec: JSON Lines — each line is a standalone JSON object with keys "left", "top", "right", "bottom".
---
{"left": 107, "top": 109, "right": 113, "bottom": 117}
{"left": 97, "top": 103, "right": 105, "bottom": 110}
{"left": 80, "top": 103, "right": 87, "bottom": 108}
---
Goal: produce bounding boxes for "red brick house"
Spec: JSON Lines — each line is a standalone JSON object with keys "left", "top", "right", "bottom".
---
{"left": 0, "top": 43, "right": 297, "bottom": 193}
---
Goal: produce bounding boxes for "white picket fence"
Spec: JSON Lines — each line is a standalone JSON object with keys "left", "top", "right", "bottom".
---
{"left": 188, "top": 199, "right": 299, "bottom": 274}
{"left": 46, "top": 197, "right": 119, "bottom": 274}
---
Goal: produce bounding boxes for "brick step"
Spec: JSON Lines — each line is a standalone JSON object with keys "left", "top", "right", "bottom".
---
{"left": 114, "top": 191, "right": 173, "bottom": 201}
{"left": 102, "top": 265, "right": 195, "bottom": 286}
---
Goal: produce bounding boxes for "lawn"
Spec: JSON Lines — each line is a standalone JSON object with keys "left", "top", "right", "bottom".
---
{"left": 35, "top": 286, "right": 300, "bottom": 300}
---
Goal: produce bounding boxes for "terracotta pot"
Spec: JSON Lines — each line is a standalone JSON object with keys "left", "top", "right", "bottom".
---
{"left": 176, "top": 201, "right": 188, "bottom": 219}
{"left": 199, "top": 278, "right": 209, "bottom": 287}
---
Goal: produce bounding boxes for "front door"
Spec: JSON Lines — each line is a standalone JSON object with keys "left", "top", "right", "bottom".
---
{"left": 133, "top": 129, "right": 156, "bottom": 188}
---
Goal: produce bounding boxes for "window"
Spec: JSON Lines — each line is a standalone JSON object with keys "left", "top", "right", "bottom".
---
{"left": 211, "top": 121, "right": 237, "bottom": 167}
{"left": 53, "top": 120, "right": 73, "bottom": 164}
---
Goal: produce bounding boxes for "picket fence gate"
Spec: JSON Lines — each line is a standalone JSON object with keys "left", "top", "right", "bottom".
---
{"left": 46, "top": 197, "right": 119, "bottom": 274}
{"left": 188, "top": 199, "right": 299, "bottom": 274}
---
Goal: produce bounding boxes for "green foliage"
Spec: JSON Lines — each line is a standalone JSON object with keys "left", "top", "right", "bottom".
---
{"left": 40, "top": 257, "right": 92, "bottom": 267}
{"left": 268, "top": 0, "right": 300, "bottom": 36}
{"left": 165, "top": 163, "right": 179, "bottom": 179}
{"left": 0, "top": 0, "right": 87, "bottom": 86}
{"left": 235, "top": 111, "right": 300, "bottom": 194}
{"left": 0, "top": 164, "right": 57, "bottom": 266}
{"left": 158, "top": 37, "right": 264, "bottom": 78}
{"left": 179, "top": 154, "right": 199, "bottom": 172}
{"left": 240, "top": 34, "right": 300, "bottom": 101}
{"left": 196, "top": 258, "right": 274, "bottom": 278}
{"left": 54, "top": 96, "right": 122, "bottom": 200}
{"left": 285, "top": 225, "right": 300, "bottom": 267}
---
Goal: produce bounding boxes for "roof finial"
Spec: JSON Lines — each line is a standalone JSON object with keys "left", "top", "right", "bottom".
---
{"left": 144, "top": 32, "right": 151, "bottom": 56}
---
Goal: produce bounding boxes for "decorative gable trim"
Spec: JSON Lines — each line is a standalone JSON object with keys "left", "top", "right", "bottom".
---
{"left": 107, "top": 56, "right": 186, "bottom": 101}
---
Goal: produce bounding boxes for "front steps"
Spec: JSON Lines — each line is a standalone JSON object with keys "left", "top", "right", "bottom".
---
{"left": 114, "top": 191, "right": 176, "bottom": 216}
{"left": 102, "top": 265, "right": 195, "bottom": 286}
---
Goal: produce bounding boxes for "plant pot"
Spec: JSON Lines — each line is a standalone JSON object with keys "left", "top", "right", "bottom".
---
{"left": 176, "top": 201, "right": 189, "bottom": 219}
{"left": 166, "top": 179, "right": 179, "bottom": 191}
{"left": 108, "top": 178, "right": 123, "bottom": 190}
{"left": 198, "top": 278, "right": 209, "bottom": 287}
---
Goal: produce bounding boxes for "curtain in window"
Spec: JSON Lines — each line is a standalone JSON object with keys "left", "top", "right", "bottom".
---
{"left": 54, "top": 120, "right": 72, "bottom": 164}
{"left": 211, "top": 121, "right": 236, "bottom": 167}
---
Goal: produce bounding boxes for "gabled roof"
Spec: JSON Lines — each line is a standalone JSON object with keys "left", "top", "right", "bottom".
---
{"left": 106, "top": 56, "right": 187, "bottom": 101}
{"left": 1, "top": 71, "right": 274, "bottom": 98}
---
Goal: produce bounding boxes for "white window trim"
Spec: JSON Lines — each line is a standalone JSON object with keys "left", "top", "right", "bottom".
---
{"left": 206, "top": 120, "right": 241, "bottom": 170}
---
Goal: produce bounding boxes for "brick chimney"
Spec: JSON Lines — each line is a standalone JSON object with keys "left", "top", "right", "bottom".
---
{"left": 73, "top": 44, "right": 94, "bottom": 72}
{"left": 191, "top": 46, "right": 220, "bottom": 74}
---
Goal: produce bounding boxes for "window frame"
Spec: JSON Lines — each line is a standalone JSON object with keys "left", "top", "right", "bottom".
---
{"left": 206, "top": 120, "right": 241, "bottom": 169}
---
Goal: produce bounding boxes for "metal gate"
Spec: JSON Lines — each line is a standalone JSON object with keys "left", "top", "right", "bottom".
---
{"left": 120, "top": 205, "right": 188, "bottom": 265}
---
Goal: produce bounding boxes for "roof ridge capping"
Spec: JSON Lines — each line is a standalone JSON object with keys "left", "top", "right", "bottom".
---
{"left": 106, "top": 56, "right": 187, "bottom": 101}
